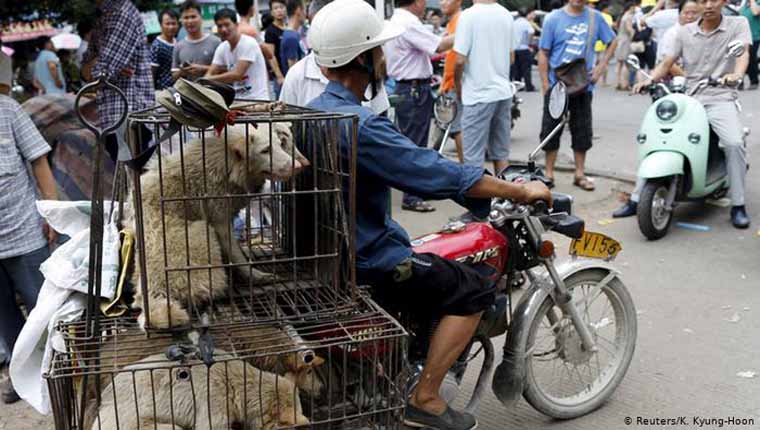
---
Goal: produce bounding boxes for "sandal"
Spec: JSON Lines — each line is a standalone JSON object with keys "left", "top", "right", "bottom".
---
{"left": 545, "top": 176, "right": 555, "bottom": 189}
{"left": 573, "top": 176, "right": 595, "bottom": 191}
{"left": 402, "top": 200, "right": 436, "bottom": 213}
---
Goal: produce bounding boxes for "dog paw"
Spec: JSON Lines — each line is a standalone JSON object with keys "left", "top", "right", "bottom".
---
{"left": 140, "top": 300, "right": 192, "bottom": 331}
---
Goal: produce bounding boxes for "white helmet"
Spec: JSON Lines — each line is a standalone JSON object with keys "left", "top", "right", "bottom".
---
{"left": 308, "top": 0, "right": 404, "bottom": 68}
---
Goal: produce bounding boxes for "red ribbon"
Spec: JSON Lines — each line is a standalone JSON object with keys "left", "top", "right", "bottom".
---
{"left": 214, "top": 109, "right": 249, "bottom": 136}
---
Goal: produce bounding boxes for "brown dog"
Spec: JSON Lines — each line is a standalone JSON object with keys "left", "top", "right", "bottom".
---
{"left": 127, "top": 123, "right": 309, "bottom": 330}
{"left": 88, "top": 350, "right": 309, "bottom": 430}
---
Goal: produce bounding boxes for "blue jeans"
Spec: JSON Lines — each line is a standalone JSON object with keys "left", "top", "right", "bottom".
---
{"left": 0, "top": 246, "right": 49, "bottom": 362}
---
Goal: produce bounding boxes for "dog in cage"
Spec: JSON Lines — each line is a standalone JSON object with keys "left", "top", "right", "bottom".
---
{"left": 85, "top": 351, "right": 310, "bottom": 430}
{"left": 126, "top": 122, "right": 310, "bottom": 330}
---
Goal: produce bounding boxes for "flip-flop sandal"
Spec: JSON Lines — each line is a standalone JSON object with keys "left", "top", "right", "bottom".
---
{"left": 402, "top": 201, "right": 436, "bottom": 213}
{"left": 545, "top": 176, "right": 555, "bottom": 189}
{"left": 573, "top": 176, "right": 595, "bottom": 191}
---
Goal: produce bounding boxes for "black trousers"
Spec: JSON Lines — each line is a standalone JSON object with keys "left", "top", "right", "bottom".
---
{"left": 540, "top": 90, "right": 593, "bottom": 153}
{"left": 512, "top": 49, "right": 535, "bottom": 91}
{"left": 394, "top": 80, "right": 433, "bottom": 204}
{"left": 747, "top": 41, "right": 760, "bottom": 86}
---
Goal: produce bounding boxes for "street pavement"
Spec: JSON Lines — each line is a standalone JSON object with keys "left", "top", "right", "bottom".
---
{"left": 2, "top": 81, "right": 760, "bottom": 430}
{"left": 394, "top": 80, "right": 760, "bottom": 428}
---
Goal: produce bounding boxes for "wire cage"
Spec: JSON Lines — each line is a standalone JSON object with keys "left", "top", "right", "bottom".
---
{"left": 124, "top": 102, "right": 364, "bottom": 331}
{"left": 44, "top": 97, "right": 409, "bottom": 430}
{"left": 46, "top": 295, "right": 407, "bottom": 430}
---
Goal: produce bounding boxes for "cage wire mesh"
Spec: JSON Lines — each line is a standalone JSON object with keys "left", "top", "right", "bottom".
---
{"left": 44, "top": 102, "right": 408, "bottom": 430}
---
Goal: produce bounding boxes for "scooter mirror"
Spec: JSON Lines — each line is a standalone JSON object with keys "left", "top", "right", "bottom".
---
{"left": 727, "top": 40, "right": 745, "bottom": 58}
{"left": 626, "top": 54, "right": 641, "bottom": 70}
{"left": 548, "top": 81, "right": 567, "bottom": 120}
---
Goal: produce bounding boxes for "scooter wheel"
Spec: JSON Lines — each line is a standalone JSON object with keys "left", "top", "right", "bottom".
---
{"left": 637, "top": 180, "right": 673, "bottom": 240}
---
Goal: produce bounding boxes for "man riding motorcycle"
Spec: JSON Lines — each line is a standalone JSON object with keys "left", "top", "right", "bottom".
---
{"left": 614, "top": 0, "right": 752, "bottom": 228}
{"left": 306, "top": 1, "right": 552, "bottom": 428}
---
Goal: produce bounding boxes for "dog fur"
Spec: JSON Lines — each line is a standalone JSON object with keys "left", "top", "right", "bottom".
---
{"left": 127, "top": 123, "right": 309, "bottom": 329}
{"left": 88, "top": 350, "right": 309, "bottom": 430}
{"left": 227, "top": 324, "right": 326, "bottom": 398}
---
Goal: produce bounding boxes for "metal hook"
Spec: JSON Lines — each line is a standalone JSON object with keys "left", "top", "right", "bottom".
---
{"left": 74, "top": 74, "right": 130, "bottom": 140}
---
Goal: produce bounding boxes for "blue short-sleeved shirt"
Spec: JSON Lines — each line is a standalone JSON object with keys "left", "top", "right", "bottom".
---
{"left": 279, "top": 29, "right": 305, "bottom": 76}
{"left": 34, "top": 50, "right": 66, "bottom": 95}
{"left": 539, "top": 8, "right": 616, "bottom": 89}
{"left": 307, "top": 81, "right": 489, "bottom": 282}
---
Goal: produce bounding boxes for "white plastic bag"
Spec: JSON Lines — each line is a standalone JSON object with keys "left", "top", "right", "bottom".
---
{"left": 10, "top": 200, "right": 120, "bottom": 414}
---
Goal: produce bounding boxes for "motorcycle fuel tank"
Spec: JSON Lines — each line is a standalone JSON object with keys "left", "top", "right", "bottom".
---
{"left": 411, "top": 223, "right": 508, "bottom": 274}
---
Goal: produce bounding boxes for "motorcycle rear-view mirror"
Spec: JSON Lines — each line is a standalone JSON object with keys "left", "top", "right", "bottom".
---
{"left": 548, "top": 81, "right": 567, "bottom": 120}
{"left": 727, "top": 40, "right": 745, "bottom": 58}
{"left": 626, "top": 54, "right": 641, "bottom": 71}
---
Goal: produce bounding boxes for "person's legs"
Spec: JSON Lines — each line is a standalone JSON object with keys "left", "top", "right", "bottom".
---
{"left": 487, "top": 98, "right": 512, "bottom": 174}
{"left": 747, "top": 41, "right": 759, "bottom": 88}
{"left": 449, "top": 96, "right": 464, "bottom": 163}
{"left": 704, "top": 102, "right": 748, "bottom": 227}
{"left": 410, "top": 313, "right": 482, "bottom": 414}
{"left": 522, "top": 51, "right": 535, "bottom": 91}
{"left": 453, "top": 132, "right": 464, "bottom": 163}
{"left": 569, "top": 92, "right": 594, "bottom": 189}
{"left": 396, "top": 81, "right": 435, "bottom": 209}
{"left": 613, "top": 176, "right": 645, "bottom": 217}
{"left": 392, "top": 253, "right": 493, "bottom": 428}
{"left": 461, "top": 102, "right": 493, "bottom": 168}
{"left": 540, "top": 91, "right": 565, "bottom": 181}
{"left": 0, "top": 259, "right": 27, "bottom": 361}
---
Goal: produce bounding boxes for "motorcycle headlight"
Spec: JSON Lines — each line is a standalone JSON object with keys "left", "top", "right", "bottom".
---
{"left": 656, "top": 100, "right": 678, "bottom": 122}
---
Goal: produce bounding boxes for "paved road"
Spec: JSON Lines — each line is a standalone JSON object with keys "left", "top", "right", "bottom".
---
{"left": 2, "top": 84, "right": 759, "bottom": 430}
{"left": 395, "top": 82, "right": 760, "bottom": 428}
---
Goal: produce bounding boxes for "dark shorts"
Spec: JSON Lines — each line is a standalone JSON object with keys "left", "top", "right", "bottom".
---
{"left": 369, "top": 253, "right": 496, "bottom": 317}
{"left": 540, "top": 90, "right": 593, "bottom": 153}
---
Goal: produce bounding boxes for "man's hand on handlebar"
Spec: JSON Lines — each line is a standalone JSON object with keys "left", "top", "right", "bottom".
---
{"left": 521, "top": 181, "right": 553, "bottom": 207}
{"left": 720, "top": 74, "right": 743, "bottom": 87}
{"left": 632, "top": 79, "right": 653, "bottom": 95}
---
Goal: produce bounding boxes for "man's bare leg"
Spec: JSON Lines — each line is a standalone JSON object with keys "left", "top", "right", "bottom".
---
{"left": 494, "top": 159, "right": 509, "bottom": 176}
{"left": 409, "top": 313, "right": 482, "bottom": 415}
{"left": 545, "top": 150, "right": 558, "bottom": 180}
{"left": 453, "top": 133, "right": 464, "bottom": 164}
{"left": 573, "top": 150, "right": 587, "bottom": 178}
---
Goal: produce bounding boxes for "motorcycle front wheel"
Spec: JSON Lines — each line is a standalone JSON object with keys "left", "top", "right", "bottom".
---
{"left": 638, "top": 180, "right": 673, "bottom": 240}
{"left": 522, "top": 269, "right": 637, "bottom": 419}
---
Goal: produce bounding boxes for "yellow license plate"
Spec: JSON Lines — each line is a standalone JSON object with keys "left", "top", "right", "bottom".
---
{"left": 569, "top": 231, "right": 622, "bottom": 260}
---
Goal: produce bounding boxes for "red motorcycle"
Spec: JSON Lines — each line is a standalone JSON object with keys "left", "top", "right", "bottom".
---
{"left": 395, "top": 83, "right": 636, "bottom": 421}
{"left": 311, "top": 84, "right": 637, "bottom": 425}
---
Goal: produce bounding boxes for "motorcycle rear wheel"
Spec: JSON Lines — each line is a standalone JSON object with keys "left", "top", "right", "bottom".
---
{"left": 522, "top": 269, "right": 637, "bottom": 419}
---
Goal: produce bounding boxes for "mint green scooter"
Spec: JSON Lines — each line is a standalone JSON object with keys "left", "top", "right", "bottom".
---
{"left": 625, "top": 42, "right": 749, "bottom": 240}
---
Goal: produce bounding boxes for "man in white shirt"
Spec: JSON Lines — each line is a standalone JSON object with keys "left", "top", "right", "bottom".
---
{"left": 384, "top": 0, "right": 454, "bottom": 213}
{"left": 278, "top": 0, "right": 390, "bottom": 112}
{"left": 206, "top": 8, "right": 270, "bottom": 100}
{"left": 454, "top": 0, "right": 516, "bottom": 173}
{"left": 512, "top": 8, "right": 536, "bottom": 91}
{"left": 279, "top": 52, "right": 391, "bottom": 113}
